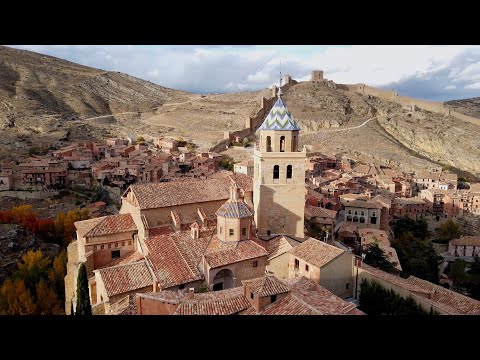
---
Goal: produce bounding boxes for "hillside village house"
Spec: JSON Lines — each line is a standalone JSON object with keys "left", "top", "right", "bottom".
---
{"left": 448, "top": 236, "right": 480, "bottom": 258}
{"left": 288, "top": 238, "right": 354, "bottom": 298}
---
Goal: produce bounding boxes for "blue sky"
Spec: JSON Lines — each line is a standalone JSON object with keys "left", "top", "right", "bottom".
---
{"left": 8, "top": 45, "right": 480, "bottom": 100}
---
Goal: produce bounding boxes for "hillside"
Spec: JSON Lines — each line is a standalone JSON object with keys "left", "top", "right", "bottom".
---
{"left": 1, "top": 45, "right": 480, "bottom": 178}
{"left": 446, "top": 97, "right": 480, "bottom": 119}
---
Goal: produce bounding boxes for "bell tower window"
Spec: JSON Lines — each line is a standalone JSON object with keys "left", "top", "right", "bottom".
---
{"left": 280, "top": 136, "right": 285, "bottom": 152}
{"left": 287, "top": 165, "right": 292, "bottom": 179}
{"left": 266, "top": 136, "right": 272, "bottom": 152}
{"left": 273, "top": 165, "right": 279, "bottom": 179}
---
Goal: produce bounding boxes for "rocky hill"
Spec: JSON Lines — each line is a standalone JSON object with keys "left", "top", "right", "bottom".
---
{"left": 1, "top": 45, "right": 480, "bottom": 178}
{"left": 446, "top": 97, "right": 480, "bottom": 118}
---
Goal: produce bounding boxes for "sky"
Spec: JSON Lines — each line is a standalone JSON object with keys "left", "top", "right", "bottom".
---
{"left": 8, "top": 45, "right": 480, "bottom": 101}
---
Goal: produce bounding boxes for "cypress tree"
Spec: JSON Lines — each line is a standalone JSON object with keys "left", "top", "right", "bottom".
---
{"left": 75, "top": 263, "right": 92, "bottom": 315}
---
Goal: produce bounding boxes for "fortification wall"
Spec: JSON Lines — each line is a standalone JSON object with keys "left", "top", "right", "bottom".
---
{"left": 396, "top": 95, "right": 445, "bottom": 113}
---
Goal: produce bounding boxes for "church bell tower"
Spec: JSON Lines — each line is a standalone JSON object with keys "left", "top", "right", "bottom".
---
{"left": 253, "top": 86, "right": 306, "bottom": 239}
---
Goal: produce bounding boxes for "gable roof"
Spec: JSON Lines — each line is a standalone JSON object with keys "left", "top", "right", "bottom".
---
{"left": 96, "top": 260, "right": 153, "bottom": 297}
{"left": 145, "top": 226, "right": 213, "bottom": 289}
{"left": 242, "top": 276, "right": 290, "bottom": 297}
{"left": 204, "top": 237, "right": 268, "bottom": 268}
{"left": 74, "top": 214, "right": 137, "bottom": 238}
{"left": 289, "top": 238, "right": 345, "bottom": 268}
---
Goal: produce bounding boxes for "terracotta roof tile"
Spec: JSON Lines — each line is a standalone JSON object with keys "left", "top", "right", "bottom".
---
{"left": 75, "top": 214, "right": 137, "bottom": 238}
{"left": 175, "top": 287, "right": 251, "bottom": 315}
{"left": 96, "top": 260, "right": 153, "bottom": 297}
{"left": 242, "top": 276, "right": 290, "bottom": 297}
{"left": 305, "top": 206, "right": 337, "bottom": 219}
{"left": 204, "top": 237, "right": 268, "bottom": 268}
{"left": 290, "top": 238, "right": 345, "bottom": 268}
{"left": 145, "top": 227, "right": 213, "bottom": 289}
{"left": 263, "top": 235, "right": 301, "bottom": 260}
{"left": 405, "top": 276, "right": 480, "bottom": 315}
{"left": 126, "top": 178, "right": 231, "bottom": 210}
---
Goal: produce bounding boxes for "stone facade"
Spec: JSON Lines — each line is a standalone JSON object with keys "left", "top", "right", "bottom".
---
{"left": 253, "top": 110, "right": 306, "bottom": 238}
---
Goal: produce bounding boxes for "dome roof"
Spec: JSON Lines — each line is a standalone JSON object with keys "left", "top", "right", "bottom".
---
{"left": 259, "top": 96, "right": 300, "bottom": 131}
{"left": 216, "top": 200, "right": 253, "bottom": 219}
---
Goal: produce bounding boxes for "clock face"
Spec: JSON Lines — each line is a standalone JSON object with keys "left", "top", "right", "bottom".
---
{"left": 268, "top": 215, "right": 286, "bottom": 232}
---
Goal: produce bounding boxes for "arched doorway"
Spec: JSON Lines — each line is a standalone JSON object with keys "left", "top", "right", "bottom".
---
{"left": 212, "top": 269, "right": 234, "bottom": 291}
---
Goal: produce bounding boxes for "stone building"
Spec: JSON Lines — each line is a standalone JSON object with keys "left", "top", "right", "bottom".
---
{"left": 253, "top": 88, "right": 306, "bottom": 239}
{"left": 448, "top": 236, "right": 480, "bottom": 258}
{"left": 288, "top": 238, "right": 354, "bottom": 298}
{"left": 391, "top": 197, "right": 428, "bottom": 220}
{"left": 341, "top": 196, "right": 390, "bottom": 231}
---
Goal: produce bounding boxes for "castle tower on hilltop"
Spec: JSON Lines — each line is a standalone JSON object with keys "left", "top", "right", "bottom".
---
{"left": 253, "top": 86, "right": 306, "bottom": 239}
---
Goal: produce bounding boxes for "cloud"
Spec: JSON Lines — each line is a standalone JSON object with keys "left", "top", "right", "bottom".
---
{"left": 7, "top": 45, "right": 480, "bottom": 100}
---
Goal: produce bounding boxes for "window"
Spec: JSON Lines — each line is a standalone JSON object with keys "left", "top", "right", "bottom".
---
{"left": 108, "top": 244, "right": 112, "bottom": 249}
{"left": 266, "top": 230, "right": 271, "bottom": 236}
{"left": 128, "top": 241, "right": 132, "bottom": 245}
{"left": 115, "top": 242, "right": 119, "bottom": 248}
{"left": 229, "top": 229, "right": 234, "bottom": 236}
{"left": 280, "top": 136, "right": 285, "bottom": 152}
{"left": 271, "top": 294, "right": 277, "bottom": 303}
{"left": 360, "top": 217, "right": 365, "bottom": 223}
{"left": 370, "top": 216, "right": 377, "bottom": 224}
{"left": 266, "top": 136, "right": 272, "bottom": 152}
{"left": 253, "top": 260, "right": 258, "bottom": 268}
{"left": 361, "top": 211, "right": 365, "bottom": 216}
{"left": 179, "top": 284, "right": 185, "bottom": 290}
{"left": 111, "top": 250, "right": 120, "bottom": 259}
{"left": 100, "top": 245, "right": 104, "bottom": 250}
{"left": 242, "top": 228, "right": 246, "bottom": 236}
{"left": 305, "top": 264, "right": 309, "bottom": 271}
{"left": 220, "top": 227, "right": 222, "bottom": 235}
{"left": 251, "top": 292, "right": 254, "bottom": 299}
{"left": 287, "top": 165, "right": 292, "bottom": 179}
{"left": 122, "top": 241, "right": 125, "bottom": 247}
{"left": 346, "top": 283, "right": 350, "bottom": 290}
{"left": 294, "top": 259, "right": 300, "bottom": 270}
{"left": 273, "top": 165, "right": 279, "bottom": 179}
{"left": 348, "top": 210, "right": 352, "bottom": 215}
{"left": 353, "top": 216, "right": 359, "bottom": 223}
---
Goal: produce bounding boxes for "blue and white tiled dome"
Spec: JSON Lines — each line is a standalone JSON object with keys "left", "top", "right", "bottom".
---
{"left": 259, "top": 95, "right": 300, "bottom": 131}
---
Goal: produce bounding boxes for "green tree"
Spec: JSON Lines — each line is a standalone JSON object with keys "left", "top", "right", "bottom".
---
{"left": 363, "top": 241, "right": 396, "bottom": 274}
{"left": 449, "top": 259, "right": 467, "bottom": 290}
{"left": 359, "top": 279, "right": 434, "bottom": 315}
{"left": 439, "top": 219, "right": 461, "bottom": 243}
{"left": 393, "top": 217, "right": 429, "bottom": 240}
{"left": 392, "top": 231, "right": 441, "bottom": 283}
{"left": 76, "top": 263, "right": 92, "bottom": 315}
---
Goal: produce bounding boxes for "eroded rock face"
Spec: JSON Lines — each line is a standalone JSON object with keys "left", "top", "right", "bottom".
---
{"left": 379, "top": 111, "right": 480, "bottom": 176}
{"left": 0, "top": 224, "right": 61, "bottom": 284}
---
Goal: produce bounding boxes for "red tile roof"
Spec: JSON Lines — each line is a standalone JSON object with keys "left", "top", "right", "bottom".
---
{"left": 96, "top": 260, "right": 153, "bottom": 297}
{"left": 125, "top": 178, "right": 232, "bottom": 209}
{"left": 204, "top": 236, "right": 268, "bottom": 268}
{"left": 145, "top": 226, "right": 213, "bottom": 289}
{"left": 175, "top": 287, "right": 251, "bottom": 315}
{"left": 305, "top": 206, "right": 337, "bottom": 219}
{"left": 242, "top": 276, "right": 290, "bottom": 297}
{"left": 290, "top": 238, "right": 345, "bottom": 268}
{"left": 74, "top": 214, "right": 137, "bottom": 238}
{"left": 263, "top": 235, "right": 301, "bottom": 260}
{"left": 405, "top": 276, "right": 480, "bottom": 315}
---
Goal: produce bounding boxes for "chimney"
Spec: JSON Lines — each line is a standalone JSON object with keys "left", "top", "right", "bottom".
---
{"left": 190, "top": 222, "right": 199, "bottom": 239}
{"left": 186, "top": 288, "right": 195, "bottom": 299}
